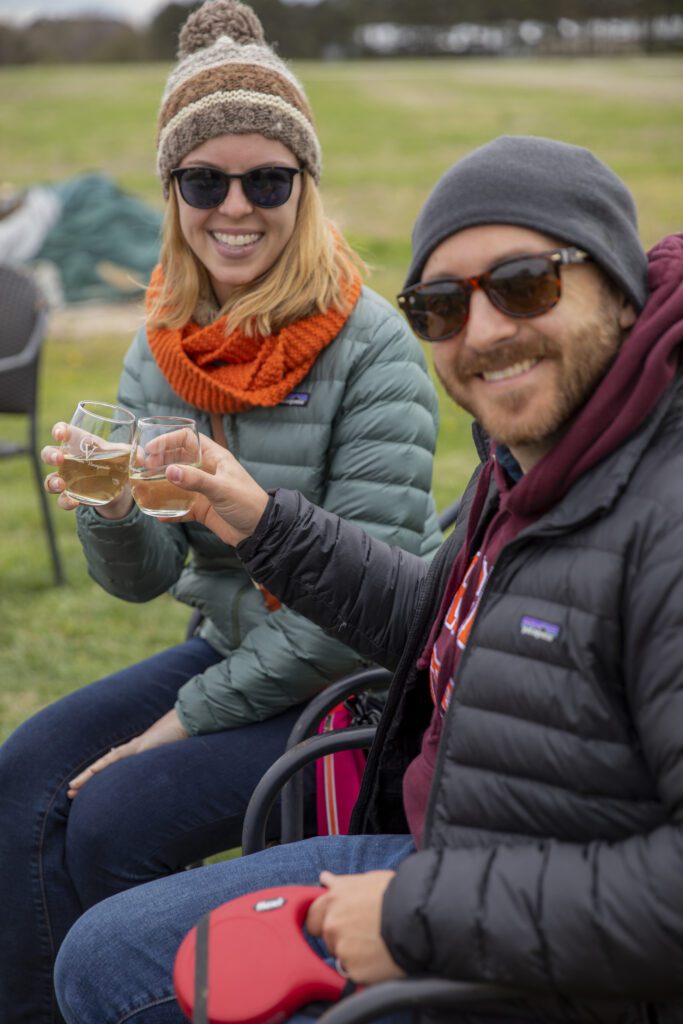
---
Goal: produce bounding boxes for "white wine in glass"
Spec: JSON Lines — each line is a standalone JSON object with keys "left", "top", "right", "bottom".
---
{"left": 129, "top": 416, "right": 200, "bottom": 518}
{"left": 61, "top": 401, "right": 136, "bottom": 506}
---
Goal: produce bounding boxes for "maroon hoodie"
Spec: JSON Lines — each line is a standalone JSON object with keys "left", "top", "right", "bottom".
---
{"left": 403, "top": 233, "right": 683, "bottom": 845}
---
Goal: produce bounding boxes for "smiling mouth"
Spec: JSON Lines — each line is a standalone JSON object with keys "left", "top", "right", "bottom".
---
{"left": 481, "top": 358, "right": 539, "bottom": 382}
{"left": 211, "top": 231, "right": 262, "bottom": 247}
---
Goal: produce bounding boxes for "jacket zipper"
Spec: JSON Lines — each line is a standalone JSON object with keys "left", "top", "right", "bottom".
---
{"left": 351, "top": 528, "right": 463, "bottom": 830}
{"left": 420, "top": 509, "right": 605, "bottom": 844}
{"left": 421, "top": 558, "right": 499, "bottom": 845}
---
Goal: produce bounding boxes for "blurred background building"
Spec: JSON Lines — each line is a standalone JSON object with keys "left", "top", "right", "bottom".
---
{"left": 0, "top": 0, "right": 681, "bottom": 63}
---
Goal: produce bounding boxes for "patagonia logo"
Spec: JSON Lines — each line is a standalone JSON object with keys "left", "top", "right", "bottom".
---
{"left": 279, "top": 391, "right": 310, "bottom": 407}
{"left": 520, "top": 616, "right": 560, "bottom": 643}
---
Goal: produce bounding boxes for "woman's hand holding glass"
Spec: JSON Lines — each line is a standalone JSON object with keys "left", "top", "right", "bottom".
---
{"left": 160, "top": 434, "right": 270, "bottom": 546}
{"left": 44, "top": 409, "right": 269, "bottom": 540}
{"left": 42, "top": 401, "right": 136, "bottom": 518}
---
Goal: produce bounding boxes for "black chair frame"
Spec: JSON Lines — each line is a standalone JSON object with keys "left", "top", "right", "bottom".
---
{"left": 241, "top": 709, "right": 518, "bottom": 1023}
{"left": 316, "top": 978, "right": 519, "bottom": 1023}
{"left": 278, "top": 665, "right": 392, "bottom": 845}
{"left": 0, "top": 264, "right": 64, "bottom": 585}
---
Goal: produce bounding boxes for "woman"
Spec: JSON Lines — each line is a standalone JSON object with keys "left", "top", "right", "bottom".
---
{"left": 0, "top": 2, "right": 440, "bottom": 1022}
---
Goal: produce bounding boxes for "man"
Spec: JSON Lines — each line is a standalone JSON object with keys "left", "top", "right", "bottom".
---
{"left": 55, "top": 136, "right": 683, "bottom": 1024}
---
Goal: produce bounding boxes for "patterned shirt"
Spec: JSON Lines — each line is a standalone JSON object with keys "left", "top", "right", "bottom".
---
{"left": 403, "top": 548, "right": 492, "bottom": 845}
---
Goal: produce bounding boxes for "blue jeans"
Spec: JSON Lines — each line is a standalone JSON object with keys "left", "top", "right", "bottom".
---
{"left": 54, "top": 834, "right": 416, "bottom": 1024}
{"left": 0, "top": 638, "right": 315, "bottom": 1024}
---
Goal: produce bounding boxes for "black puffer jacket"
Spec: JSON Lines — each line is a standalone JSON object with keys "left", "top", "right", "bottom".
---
{"left": 239, "top": 373, "right": 683, "bottom": 1024}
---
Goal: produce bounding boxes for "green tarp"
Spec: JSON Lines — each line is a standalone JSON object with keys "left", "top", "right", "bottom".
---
{"left": 34, "top": 173, "right": 162, "bottom": 303}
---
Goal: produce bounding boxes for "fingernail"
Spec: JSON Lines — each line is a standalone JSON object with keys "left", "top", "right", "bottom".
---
{"left": 167, "top": 465, "right": 182, "bottom": 483}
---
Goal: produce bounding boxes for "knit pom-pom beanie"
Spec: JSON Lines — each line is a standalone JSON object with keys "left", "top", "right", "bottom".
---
{"left": 157, "top": 0, "right": 321, "bottom": 196}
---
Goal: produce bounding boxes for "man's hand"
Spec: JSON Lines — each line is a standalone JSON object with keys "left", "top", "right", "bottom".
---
{"left": 306, "top": 870, "right": 405, "bottom": 984}
{"left": 163, "top": 434, "right": 269, "bottom": 546}
{"left": 67, "top": 709, "right": 188, "bottom": 799}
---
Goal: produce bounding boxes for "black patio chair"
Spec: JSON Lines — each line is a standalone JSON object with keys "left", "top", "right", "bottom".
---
{"left": 276, "top": 665, "right": 391, "bottom": 845}
{"left": 0, "top": 264, "right": 64, "bottom": 585}
{"left": 316, "top": 978, "right": 518, "bottom": 1024}
{"left": 239, "top": 705, "right": 519, "bottom": 1024}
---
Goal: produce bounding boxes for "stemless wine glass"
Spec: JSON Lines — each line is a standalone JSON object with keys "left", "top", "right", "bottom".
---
{"left": 60, "top": 401, "right": 136, "bottom": 506}
{"left": 129, "top": 416, "right": 200, "bottom": 518}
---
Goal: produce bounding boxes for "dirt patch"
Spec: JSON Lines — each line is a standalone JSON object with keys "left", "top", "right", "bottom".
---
{"left": 456, "top": 59, "right": 683, "bottom": 103}
{"left": 48, "top": 300, "right": 146, "bottom": 342}
{"left": 357, "top": 57, "right": 683, "bottom": 107}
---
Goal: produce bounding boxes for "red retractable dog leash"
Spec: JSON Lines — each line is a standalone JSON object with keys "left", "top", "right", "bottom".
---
{"left": 174, "top": 885, "right": 357, "bottom": 1024}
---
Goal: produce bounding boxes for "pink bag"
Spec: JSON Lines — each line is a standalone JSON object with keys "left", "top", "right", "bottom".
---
{"left": 316, "top": 702, "right": 367, "bottom": 836}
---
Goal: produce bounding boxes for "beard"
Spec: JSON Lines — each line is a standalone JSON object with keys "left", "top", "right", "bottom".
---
{"left": 435, "top": 305, "right": 625, "bottom": 448}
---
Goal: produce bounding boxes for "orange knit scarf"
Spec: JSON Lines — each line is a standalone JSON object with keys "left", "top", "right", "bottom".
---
{"left": 145, "top": 264, "right": 363, "bottom": 413}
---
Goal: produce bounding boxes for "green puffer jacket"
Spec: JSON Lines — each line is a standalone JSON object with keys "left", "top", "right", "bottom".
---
{"left": 75, "top": 286, "right": 442, "bottom": 734}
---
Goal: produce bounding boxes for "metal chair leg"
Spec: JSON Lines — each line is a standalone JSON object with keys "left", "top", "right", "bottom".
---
{"left": 30, "top": 449, "right": 64, "bottom": 585}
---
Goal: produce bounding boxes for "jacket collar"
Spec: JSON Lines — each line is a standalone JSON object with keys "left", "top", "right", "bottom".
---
{"left": 516, "top": 371, "right": 682, "bottom": 538}
{"left": 469, "top": 371, "right": 682, "bottom": 539}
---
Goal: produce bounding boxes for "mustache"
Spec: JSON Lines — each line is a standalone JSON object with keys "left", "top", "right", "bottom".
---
{"left": 454, "top": 334, "right": 560, "bottom": 378}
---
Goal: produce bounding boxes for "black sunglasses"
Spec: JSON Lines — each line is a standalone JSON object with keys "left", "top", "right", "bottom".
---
{"left": 397, "top": 247, "right": 591, "bottom": 342}
{"left": 170, "top": 165, "right": 303, "bottom": 210}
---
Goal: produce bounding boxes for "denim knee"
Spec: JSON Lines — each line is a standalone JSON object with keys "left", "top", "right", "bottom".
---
{"left": 0, "top": 704, "right": 77, "bottom": 855}
{"left": 64, "top": 794, "right": 124, "bottom": 908}
{"left": 55, "top": 898, "right": 184, "bottom": 1024}
{"left": 65, "top": 771, "right": 163, "bottom": 908}
{"left": 53, "top": 911, "right": 97, "bottom": 1023}
{"left": 54, "top": 837, "right": 416, "bottom": 1024}
{"left": 0, "top": 704, "right": 59, "bottom": 785}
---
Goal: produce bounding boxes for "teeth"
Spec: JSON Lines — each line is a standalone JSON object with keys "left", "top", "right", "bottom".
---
{"left": 212, "top": 232, "right": 260, "bottom": 246}
{"left": 482, "top": 358, "right": 538, "bottom": 382}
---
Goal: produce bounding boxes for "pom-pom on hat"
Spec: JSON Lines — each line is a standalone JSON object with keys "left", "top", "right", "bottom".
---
{"left": 157, "top": 0, "right": 321, "bottom": 196}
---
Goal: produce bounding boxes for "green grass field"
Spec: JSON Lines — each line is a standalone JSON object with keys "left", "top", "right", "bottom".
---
{"left": 1, "top": 56, "right": 682, "bottom": 738}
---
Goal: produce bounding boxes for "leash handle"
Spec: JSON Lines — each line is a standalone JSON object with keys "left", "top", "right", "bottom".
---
{"left": 176, "top": 885, "right": 348, "bottom": 1024}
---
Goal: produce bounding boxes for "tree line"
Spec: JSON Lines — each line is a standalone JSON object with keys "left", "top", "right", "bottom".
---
{"left": 0, "top": 0, "right": 681, "bottom": 64}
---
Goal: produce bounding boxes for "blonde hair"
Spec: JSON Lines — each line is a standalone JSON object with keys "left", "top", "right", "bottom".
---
{"left": 147, "top": 173, "right": 366, "bottom": 337}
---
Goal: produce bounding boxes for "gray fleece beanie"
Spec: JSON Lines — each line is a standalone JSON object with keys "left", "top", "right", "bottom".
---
{"left": 405, "top": 135, "right": 648, "bottom": 311}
